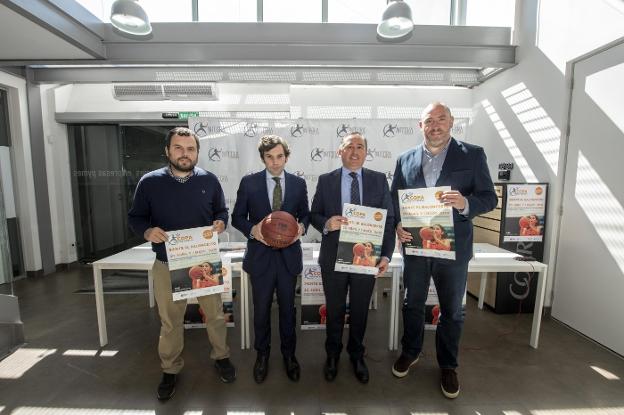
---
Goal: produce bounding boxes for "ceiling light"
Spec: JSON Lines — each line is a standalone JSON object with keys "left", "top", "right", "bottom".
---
{"left": 377, "top": 0, "right": 414, "bottom": 42}
{"left": 110, "top": 0, "right": 152, "bottom": 36}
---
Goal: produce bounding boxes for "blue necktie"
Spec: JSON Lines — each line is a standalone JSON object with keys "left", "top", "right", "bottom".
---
{"left": 349, "top": 172, "right": 360, "bottom": 205}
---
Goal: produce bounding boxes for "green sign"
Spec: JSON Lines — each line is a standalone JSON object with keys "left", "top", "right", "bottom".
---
{"left": 179, "top": 112, "right": 200, "bottom": 120}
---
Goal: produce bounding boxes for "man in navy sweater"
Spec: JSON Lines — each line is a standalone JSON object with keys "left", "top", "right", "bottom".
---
{"left": 128, "top": 127, "right": 236, "bottom": 401}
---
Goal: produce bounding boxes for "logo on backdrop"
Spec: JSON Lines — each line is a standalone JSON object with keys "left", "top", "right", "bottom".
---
{"left": 336, "top": 123, "right": 366, "bottom": 138}
{"left": 365, "top": 148, "right": 392, "bottom": 161}
{"left": 385, "top": 171, "right": 394, "bottom": 182}
{"left": 294, "top": 170, "right": 319, "bottom": 182}
{"left": 310, "top": 147, "right": 339, "bottom": 162}
{"left": 244, "top": 122, "right": 273, "bottom": 137}
{"left": 290, "top": 123, "right": 319, "bottom": 138}
{"left": 303, "top": 267, "right": 321, "bottom": 279}
{"left": 193, "top": 122, "right": 226, "bottom": 138}
{"left": 382, "top": 123, "right": 414, "bottom": 138}
{"left": 207, "top": 147, "right": 239, "bottom": 161}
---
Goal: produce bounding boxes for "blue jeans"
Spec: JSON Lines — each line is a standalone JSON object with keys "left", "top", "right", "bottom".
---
{"left": 401, "top": 257, "right": 468, "bottom": 369}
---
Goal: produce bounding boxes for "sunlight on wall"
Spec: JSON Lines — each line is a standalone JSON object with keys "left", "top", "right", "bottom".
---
{"left": 585, "top": 62, "right": 624, "bottom": 135}
{"left": 531, "top": 407, "right": 624, "bottom": 415}
{"left": 537, "top": 0, "right": 624, "bottom": 73}
{"left": 0, "top": 348, "right": 56, "bottom": 379}
{"left": 590, "top": 365, "right": 621, "bottom": 380}
{"left": 502, "top": 83, "right": 560, "bottom": 174}
{"left": 575, "top": 151, "right": 624, "bottom": 275}
{"left": 481, "top": 99, "right": 538, "bottom": 182}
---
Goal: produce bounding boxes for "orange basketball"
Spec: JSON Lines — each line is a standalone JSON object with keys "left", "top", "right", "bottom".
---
{"left": 419, "top": 227, "right": 434, "bottom": 241}
{"left": 261, "top": 211, "right": 299, "bottom": 248}
{"left": 519, "top": 216, "right": 530, "bottom": 229}
{"left": 352, "top": 243, "right": 366, "bottom": 257}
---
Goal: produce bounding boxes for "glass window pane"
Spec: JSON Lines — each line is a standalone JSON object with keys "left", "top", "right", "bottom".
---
{"left": 93, "top": 0, "right": 192, "bottom": 23}
{"left": 466, "top": 0, "right": 516, "bottom": 27}
{"left": 264, "top": 0, "right": 322, "bottom": 23}
{"left": 405, "top": 0, "right": 451, "bottom": 25}
{"left": 198, "top": 0, "right": 257, "bottom": 22}
{"left": 328, "top": 0, "right": 385, "bottom": 23}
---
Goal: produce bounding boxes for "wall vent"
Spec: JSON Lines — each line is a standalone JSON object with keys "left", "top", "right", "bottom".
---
{"left": 112, "top": 83, "right": 217, "bottom": 101}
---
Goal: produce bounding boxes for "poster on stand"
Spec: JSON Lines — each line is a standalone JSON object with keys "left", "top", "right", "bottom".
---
{"left": 334, "top": 203, "right": 387, "bottom": 275}
{"left": 398, "top": 187, "right": 455, "bottom": 260}
{"left": 165, "top": 226, "right": 225, "bottom": 301}
{"left": 300, "top": 264, "right": 349, "bottom": 330}
{"left": 503, "top": 184, "right": 547, "bottom": 242}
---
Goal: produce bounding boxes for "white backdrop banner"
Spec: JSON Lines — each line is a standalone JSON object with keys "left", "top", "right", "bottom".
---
{"left": 188, "top": 118, "right": 468, "bottom": 242}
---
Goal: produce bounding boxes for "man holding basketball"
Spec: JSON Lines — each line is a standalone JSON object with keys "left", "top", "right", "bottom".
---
{"left": 232, "top": 135, "right": 309, "bottom": 383}
{"left": 128, "top": 127, "right": 236, "bottom": 401}
{"left": 310, "top": 132, "right": 395, "bottom": 384}
{"left": 390, "top": 102, "right": 497, "bottom": 398}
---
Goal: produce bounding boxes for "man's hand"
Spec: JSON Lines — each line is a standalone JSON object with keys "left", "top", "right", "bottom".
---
{"left": 325, "top": 215, "right": 348, "bottom": 232}
{"left": 251, "top": 223, "right": 269, "bottom": 246}
{"left": 396, "top": 222, "right": 413, "bottom": 243}
{"left": 294, "top": 223, "right": 305, "bottom": 241}
{"left": 144, "top": 227, "right": 168, "bottom": 243}
{"left": 441, "top": 190, "right": 466, "bottom": 211}
{"left": 375, "top": 257, "right": 389, "bottom": 278}
{"left": 213, "top": 220, "right": 226, "bottom": 234}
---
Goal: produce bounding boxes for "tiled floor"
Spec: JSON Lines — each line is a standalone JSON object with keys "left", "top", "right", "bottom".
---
{"left": 1, "top": 265, "right": 623, "bottom": 415}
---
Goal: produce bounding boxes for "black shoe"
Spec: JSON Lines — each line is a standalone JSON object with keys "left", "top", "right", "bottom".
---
{"left": 157, "top": 373, "right": 176, "bottom": 401}
{"left": 284, "top": 355, "right": 300, "bottom": 382}
{"left": 253, "top": 353, "right": 269, "bottom": 384}
{"left": 215, "top": 358, "right": 236, "bottom": 383}
{"left": 351, "top": 357, "right": 369, "bottom": 384}
{"left": 324, "top": 356, "right": 339, "bottom": 382}
{"left": 392, "top": 353, "right": 419, "bottom": 378}
{"left": 440, "top": 368, "right": 460, "bottom": 399}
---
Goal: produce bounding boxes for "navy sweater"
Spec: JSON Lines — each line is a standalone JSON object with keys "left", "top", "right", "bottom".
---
{"left": 127, "top": 167, "right": 228, "bottom": 262}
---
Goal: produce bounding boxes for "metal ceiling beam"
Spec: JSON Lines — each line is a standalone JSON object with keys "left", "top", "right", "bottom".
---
{"left": 0, "top": 0, "right": 106, "bottom": 58}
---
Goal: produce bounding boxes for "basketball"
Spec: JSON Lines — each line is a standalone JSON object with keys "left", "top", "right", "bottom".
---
{"left": 519, "top": 216, "right": 530, "bottom": 229}
{"left": 419, "top": 226, "right": 434, "bottom": 241}
{"left": 352, "top": 243, "right": 366, "bottom": 257}
{"left": 261, "top": 211, "right": 299, "bottom": 248}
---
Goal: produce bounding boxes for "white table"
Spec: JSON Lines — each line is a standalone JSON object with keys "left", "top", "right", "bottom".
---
{"left": 388, "top": 243, "right": 549, "bottom": 350}
{"left": 92, "top": 242, "right": 247, "bottom": 348}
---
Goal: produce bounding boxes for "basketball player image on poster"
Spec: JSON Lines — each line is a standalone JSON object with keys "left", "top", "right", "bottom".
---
{"left": 503, "top": 184, "right": 547, "bottom": 242}
{"left": 165, "top": 226, "right": 225, "bottom": 301}
{"left": 334, "top": 203, "right": 387, "bottom": 275}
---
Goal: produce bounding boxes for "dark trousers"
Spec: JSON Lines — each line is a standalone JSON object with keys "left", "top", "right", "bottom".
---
{"left": 250, "top": 253, "right": 297, "bottom": 357}
{"left": 401, "top": 257, "right": 468, "bottom": 369}
{"left": 321, "top": 268, "right": 376, "bottom": 360}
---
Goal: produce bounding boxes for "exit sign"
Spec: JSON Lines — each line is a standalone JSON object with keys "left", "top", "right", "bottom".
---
{"left": 179, "top": 111, "right": 200, "bottom": 120}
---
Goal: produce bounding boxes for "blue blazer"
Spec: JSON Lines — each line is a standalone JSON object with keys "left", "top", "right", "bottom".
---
{"left": 390, "top": 138, "right": 498, "bottom": 264}
{"left": 310, "top": 168, "right": 396, "bottom": 270}
{"left": 232, "top": 170, "right": 310, "bottom": 276}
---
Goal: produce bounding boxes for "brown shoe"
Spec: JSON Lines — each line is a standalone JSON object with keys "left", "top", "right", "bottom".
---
{"left": 440, "top": 368, "right": 460, "bottom": 399}
{"left": 391, "top": 353, "right": 419, "bottom": 378}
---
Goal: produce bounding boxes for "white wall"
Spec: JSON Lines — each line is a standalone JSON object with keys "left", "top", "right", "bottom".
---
{"left": 471, "top": 0, "right": 624, "bottom": 306}
{"left": 0, "top": 71, "right": 41, "bottom": 272}
{"left": 40, "top": 84, "right": 77, "bottom": 264}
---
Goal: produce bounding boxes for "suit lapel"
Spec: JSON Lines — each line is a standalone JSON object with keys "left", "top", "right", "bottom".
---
{"left": 435, "top": 138, "right": 458, "bottom": 187}
{"left": 408, "top": 145, "right": 425, "bottom": 187}
{"left": 361, "top": 168, "right": 373, "bottom": 206}
{"left": 257, "top": 170, "right": 272, "bottom": 212}
{"left": 329, "top": 169, "right": 343, "bottom": 214}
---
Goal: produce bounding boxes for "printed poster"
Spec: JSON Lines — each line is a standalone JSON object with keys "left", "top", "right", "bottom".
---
{"left": 300, "top": 264, "right": 350, "bottom": 330}
{"left": 334, "top": 203, "right": 387, "bottom": 275}
{"left": 165, "top": 226, "right": 225, "bottom": 301}
{"left": 184, "top": 260, "right": 235, "bottom": 328}
{"left": 503, "top": 184, "right": 547, "bottom": 242}
{"left": 398, "top": 186, "right": 456, "bottom": 260}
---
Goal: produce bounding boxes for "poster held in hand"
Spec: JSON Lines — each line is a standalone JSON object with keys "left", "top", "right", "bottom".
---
{"left": 398, "top": 186, "right": 456, "bottom": 260}
{"left": 334, "top": 203, "right": 387, "bottom": 275}
{"left": 165, "top": 226, "right": 225, "bottom": 301}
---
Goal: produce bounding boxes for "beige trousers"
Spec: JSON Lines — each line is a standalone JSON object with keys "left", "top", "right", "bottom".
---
{"left": 153, "top": 260, "right": 230, "bottom": 374}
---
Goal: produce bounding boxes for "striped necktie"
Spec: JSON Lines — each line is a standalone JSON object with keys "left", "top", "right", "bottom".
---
{"left": 349, "top": 172, "right": 360, "bottom": 205}
{"left": 272, "top": 177, "right": 282, "bottom": 211}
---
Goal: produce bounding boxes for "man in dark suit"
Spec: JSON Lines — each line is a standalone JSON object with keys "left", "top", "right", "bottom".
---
{"left": 310, "top": 132, "right": 395, "bottom": 384}
{"left": 232, "top": 135, "right": 309, "bottom": 383}
{"left": 390, "top": 102, "right": 497, "bottom": 398}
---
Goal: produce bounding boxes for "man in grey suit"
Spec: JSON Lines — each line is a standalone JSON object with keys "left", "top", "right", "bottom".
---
{"left": 390, "top": 102, "right": 497, "bottom": 398}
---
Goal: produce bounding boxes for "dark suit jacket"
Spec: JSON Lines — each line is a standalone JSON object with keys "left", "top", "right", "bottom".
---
{"left": 310, "top": 167, "right": 396, "bottom": 270}
{"left": 390, "top": 138, "right": 498, "bottom": 264}
{"left": 232, "top": 170, "right": 310, "bottom": 276}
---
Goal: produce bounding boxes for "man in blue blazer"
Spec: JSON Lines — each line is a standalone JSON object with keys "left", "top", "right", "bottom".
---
{"left": 232, "top": 135, "right": 309, "bottom": 384}
{"left": 310, "top": 132, "right": 395, "bottom": 384}
{"left": 390, "top": 103, "right": 497, "bottom": 398}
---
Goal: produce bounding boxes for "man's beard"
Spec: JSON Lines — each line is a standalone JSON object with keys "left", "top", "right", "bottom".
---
{"left": 169, "top": 156, "right": 196, "bottom": 172}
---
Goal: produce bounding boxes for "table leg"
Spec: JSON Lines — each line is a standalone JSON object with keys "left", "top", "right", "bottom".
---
{"left": 390, "top": 267, "right": 401, "bottom": 350}
{"left": 478, "top": 272, "right": 487, "bottom": 310}
{"left": 530, "top": 268, "right": 548, "bottom": 348}
{"left": 148, "top": 269, "right": 155, "bottom": 308}
{"left": 93, "top": 266, "right": 108, "bottom": 347}
{"left": 242, "top": 271, "right": 251, "bottom": 349}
